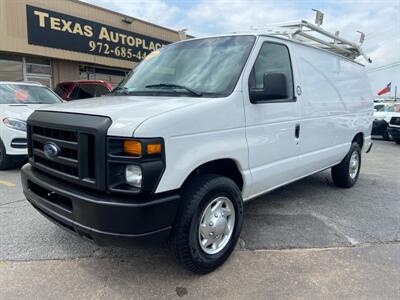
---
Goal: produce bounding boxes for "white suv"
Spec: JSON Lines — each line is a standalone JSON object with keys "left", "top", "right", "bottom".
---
{"left": 21, "top": 33, "right": 373, "bottom": 273}
{"left": 372, "top": 102, "right": 400, "bottom": 140}
{"left": 0, "top": 81, "right": 62, "bottom": 169}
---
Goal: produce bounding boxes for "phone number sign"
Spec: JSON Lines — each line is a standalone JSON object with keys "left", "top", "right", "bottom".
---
{"left": 26, "top": 5, "right": 171, "bottom": 62}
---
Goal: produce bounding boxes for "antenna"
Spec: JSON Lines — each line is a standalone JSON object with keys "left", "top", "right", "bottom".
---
{"left": 312, "top": 9, "right": 324, "bottom": 26}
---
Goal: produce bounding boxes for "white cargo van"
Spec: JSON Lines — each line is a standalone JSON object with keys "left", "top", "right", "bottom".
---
{"left": 21, "top": 20, "right": 373, "bottom": 273}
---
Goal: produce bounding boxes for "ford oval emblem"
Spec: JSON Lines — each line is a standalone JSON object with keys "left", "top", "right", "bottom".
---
{"left": 43, "top": 142, "right": 60, "bottom": 159}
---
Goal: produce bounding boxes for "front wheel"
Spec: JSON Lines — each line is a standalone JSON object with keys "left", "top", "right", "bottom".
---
{"left": 170, "top": 174, "right": 243, "bottom": 274}
{"left": 331, "top": 142, "right": 361, "bottom": 188}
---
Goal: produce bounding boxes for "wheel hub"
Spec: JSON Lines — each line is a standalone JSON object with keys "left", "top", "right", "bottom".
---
{"left": 198, "top": 196, "right": 235, "bottom": 255}
{"left": 349, "top": 151, "right": 360, "bottom": 179}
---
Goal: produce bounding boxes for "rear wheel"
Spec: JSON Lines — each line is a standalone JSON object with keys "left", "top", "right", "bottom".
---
{"left": 331, "top": 142, "right": 361, "bottom": 188}
{"left": 171, "top": 174, "right": 243, "bottom": 274}
{"left": 0, "top": 139, "right": 13, "bottom": 170}
{"left": 383, "top": 130, "right": 392, "bottom": 141}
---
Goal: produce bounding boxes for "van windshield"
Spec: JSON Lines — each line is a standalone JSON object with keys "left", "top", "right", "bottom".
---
{"left": 117, "top": 36, "right": 256, "bottom": 97}
{"left": 0, "top": 84, "right": 61, "bottom": 104}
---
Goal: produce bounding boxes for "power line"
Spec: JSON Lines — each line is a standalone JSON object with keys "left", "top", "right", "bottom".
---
{"left": 365, "top": 24, "right": 397, "bottom": 38}
{"left": 367, "top": 61, "right": 400, "bottom": 73}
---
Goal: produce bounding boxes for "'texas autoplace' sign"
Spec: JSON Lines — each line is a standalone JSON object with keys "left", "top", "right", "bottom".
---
{"left": 26, "top": 5, "right": 170, "bottom": 62}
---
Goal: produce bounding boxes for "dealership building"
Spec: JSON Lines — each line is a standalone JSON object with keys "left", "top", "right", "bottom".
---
{"left": 0, "top": 0, "right": 184, "bottom": 88}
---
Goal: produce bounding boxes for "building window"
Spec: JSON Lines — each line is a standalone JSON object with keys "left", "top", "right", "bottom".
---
{"left": 0, "top": 54, "right": 52, "bottom": 87}
{"left": 26, "top": 64, "right": 51, "bottom": 75}
{"left": 0, "top": 54, "right": 23, "bottom": 81}
{"left": 80, "top": 65, "right": 128, "bottom": 87}
{"left": 24, "top": 57, "right": 52, "bottom": 88}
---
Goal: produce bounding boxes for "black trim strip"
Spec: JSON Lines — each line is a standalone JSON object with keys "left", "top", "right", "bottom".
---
{"left": 34, "top": 149, "right": 78, "bottom": 167}
{"left": 32, "top": 133, "right": 78, "bottom": 150}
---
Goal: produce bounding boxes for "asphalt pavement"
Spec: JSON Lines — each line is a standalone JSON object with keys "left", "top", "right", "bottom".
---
{"left": 0, "top": 139, "right": 399, "bottom": 299}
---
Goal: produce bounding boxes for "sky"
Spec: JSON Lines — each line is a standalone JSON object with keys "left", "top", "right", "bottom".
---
{"left": 84, "top": 0, "right": 400, "bottom": 97}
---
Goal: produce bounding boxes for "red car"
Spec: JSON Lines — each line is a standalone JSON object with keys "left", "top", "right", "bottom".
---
{"left": 54, "top": 80, "right": 113, "bottom": 101}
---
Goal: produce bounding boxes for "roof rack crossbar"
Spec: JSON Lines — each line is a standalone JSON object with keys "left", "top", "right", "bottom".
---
{"left": 296, "top": 31, "right": 355, "bottom": 55}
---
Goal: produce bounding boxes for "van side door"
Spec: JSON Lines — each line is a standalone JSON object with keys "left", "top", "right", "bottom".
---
{"left": 242, "top": 38, "right": 302, "bottom": 198}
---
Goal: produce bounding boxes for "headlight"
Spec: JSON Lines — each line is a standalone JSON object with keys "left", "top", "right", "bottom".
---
{"left": 3, "top": 118, "right": 27, "bottom": 132}
{"left": 108, "top": 137, "right": 164, "bottom": 194}
{"left": 125, "top": 165, "right": 142, "bottom": 188}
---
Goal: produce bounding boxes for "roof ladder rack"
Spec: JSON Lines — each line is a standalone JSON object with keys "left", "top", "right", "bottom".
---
{"left": 251, "top": 10, "right": 372, "bottom": 63}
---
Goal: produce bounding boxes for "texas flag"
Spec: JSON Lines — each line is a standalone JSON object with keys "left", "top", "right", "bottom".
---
{"left": 377, "top": 82, "right": 391, "bottom": 96}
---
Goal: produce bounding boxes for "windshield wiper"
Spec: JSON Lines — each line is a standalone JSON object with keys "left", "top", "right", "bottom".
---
{"left": 145, "top": 83, "right": 203, "bottom": 97}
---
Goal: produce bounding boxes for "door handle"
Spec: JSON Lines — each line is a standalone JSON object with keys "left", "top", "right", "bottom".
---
{"left": 295, "top": 123, "right": 300, "bottom": 139}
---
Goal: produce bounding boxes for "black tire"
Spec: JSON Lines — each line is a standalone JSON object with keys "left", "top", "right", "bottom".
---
{"left": 0, "top": 139, "right": 14, "bottom": 170}
{"left": 170, "top": 174, "right": 243, "bottom": 274}
{"left": 395, "top": 139, "right": 400, "bottom": 145}
{"left": 331, "top": 142, "right": 361, "bottom": 188}
{"left": 383, "top": 130, "right": 392, "bottom": 141}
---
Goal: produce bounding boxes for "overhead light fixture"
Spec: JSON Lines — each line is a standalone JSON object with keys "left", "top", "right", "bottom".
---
{"left": 122, "top": 16, "right": 134, "bottom": 24}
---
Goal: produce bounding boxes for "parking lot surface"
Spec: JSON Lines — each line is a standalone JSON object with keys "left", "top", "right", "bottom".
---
{"left": 0, "top": 140, "right": 399, "bottom": 299}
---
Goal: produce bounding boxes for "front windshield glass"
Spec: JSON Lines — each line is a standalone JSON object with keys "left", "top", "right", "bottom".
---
{"left": 0, "top": 84, "right": 61, "bottom": 104}
{"left": 118, "top": 35, "right": 256, "bottom": 97}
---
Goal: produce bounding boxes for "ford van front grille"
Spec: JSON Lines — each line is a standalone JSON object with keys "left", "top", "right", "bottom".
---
{"left": 27, "top": 111, "right": 111, "bottom": 191}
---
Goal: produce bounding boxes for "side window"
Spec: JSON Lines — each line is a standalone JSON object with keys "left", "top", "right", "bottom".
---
{"left": 69, "top": 86, "right": 79, "bottom": 99}
{"left": 249, "top": 42, "right": 294, "bottom": 103}
{"left": 54, "top": 84, "right": 70, "bottom": 98}
{"left": 95, "top": 85, "right": 110, "bottom": 97}
{"left": 72, "top": 84, "right": 96, "bottom": 99}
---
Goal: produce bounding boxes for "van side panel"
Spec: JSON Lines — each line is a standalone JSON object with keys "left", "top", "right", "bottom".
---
{"left": 295, "top": 43, "right": 373, "bottom": 175}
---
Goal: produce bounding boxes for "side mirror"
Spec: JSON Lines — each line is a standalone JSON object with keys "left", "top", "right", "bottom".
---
{"left": 250, "top": 72, "right": 288, "bottom": 103}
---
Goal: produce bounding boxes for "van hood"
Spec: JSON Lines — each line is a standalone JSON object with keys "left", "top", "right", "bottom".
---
{"left": 37, "top": 96, "right": 212, "bottom": 136}
{"left": 1, "top": 104, "right": 51, "bottom": 121}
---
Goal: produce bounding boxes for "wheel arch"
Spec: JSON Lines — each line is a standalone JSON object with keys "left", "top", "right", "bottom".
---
{"left": 181, "top": 158, "right": 244, "bottom": 191}
{"left": 352, "top": 132, "right": 364, "bottom": 150}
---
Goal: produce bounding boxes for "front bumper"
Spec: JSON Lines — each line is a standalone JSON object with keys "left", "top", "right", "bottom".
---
{"left": 388, "top": 126, "right": 400, "bottom": 140}
{"left": 0, "top": 125, "right": 28, "bottom": 155}
{"left": 21, "top": 164, "right": 180, "bottom": 246}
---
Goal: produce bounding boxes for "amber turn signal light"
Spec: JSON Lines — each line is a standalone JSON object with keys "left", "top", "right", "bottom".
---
{"left": 147, "top": 143, "right": 162, "bottom": 155}
{"left": 123, "top": 140, "right": 142, "bottom": 156}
